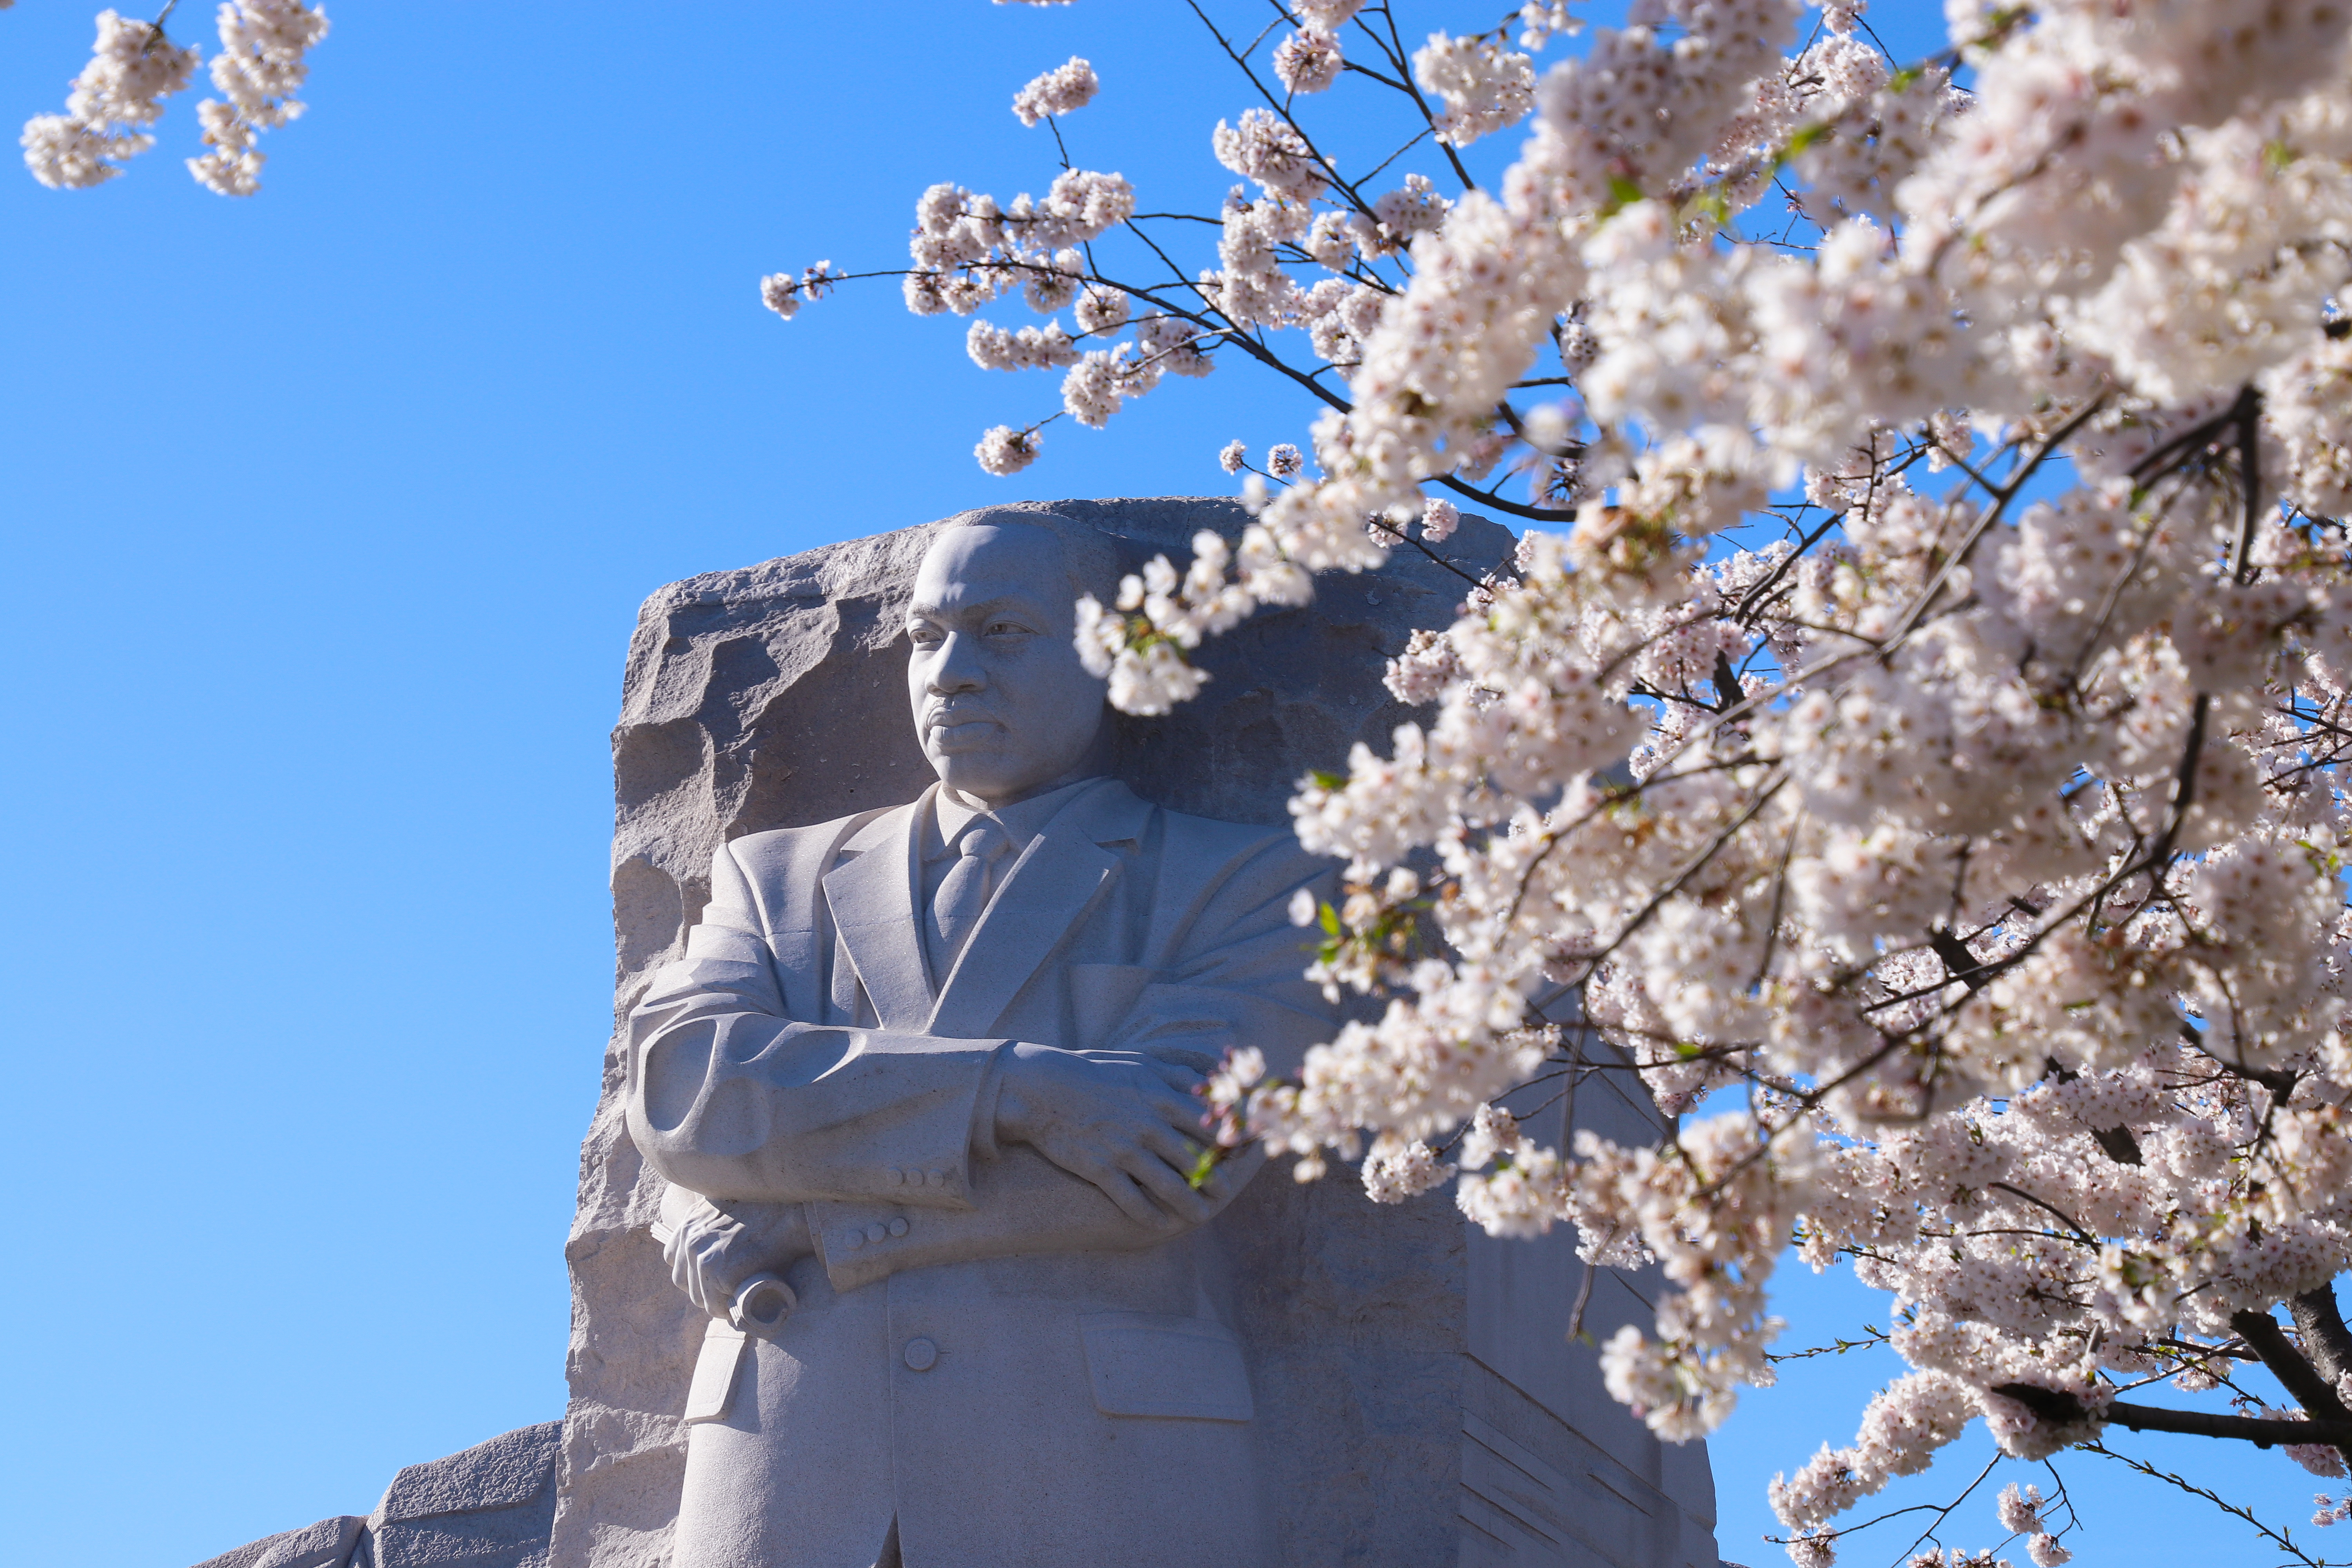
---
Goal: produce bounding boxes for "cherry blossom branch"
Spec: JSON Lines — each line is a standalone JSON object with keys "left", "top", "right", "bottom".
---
{"left": 2294, "top": 1287, "right": 2352, "bottom": 1388}
{"left": 1890, "top": 1455, "right": 2004, "bottom": 1567}
{"left": 2082, "top": 1443, "right": 2343, "bottom": 1568}
{"left": 1765, "top": 1323, "right": 1891, "bottom": 1363}
{"left": 139, "top": 1, "right": 184, "bottom": 53}
{"left": 1762, "top": 1457, "right": 2004, "bottom": 1567}
{"left": 1985, "top": 1182, "right": 2100, "bottom": 1247}
{"left": 2236, "top": 387, "right": 2269, "bottom": 586}
{"left": 2231, "top": 1308, "right": 2352, "bottom": 1465}
{"left": 1363, "top": 514, "right": 1501, "bottom": 590}
{"left": 2000, "top": 1383, "right": 2352, "bottom": 1451}
{"left": 1180, "top": 0, "right": 1383, "bottom": 223}
{"left": 1880, "top": 390, "right": 2114, "bottom": 651}
{"left": 1350, "top": 5, "right": 1479, "bottom": 192}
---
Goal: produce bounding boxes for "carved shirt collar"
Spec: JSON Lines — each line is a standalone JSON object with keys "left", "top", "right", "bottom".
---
{"left": 921, "top": 775, "right": 1108, "bottom": 864}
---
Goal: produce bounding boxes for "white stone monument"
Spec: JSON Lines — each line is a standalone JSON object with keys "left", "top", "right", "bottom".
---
{"left": 555, "top": 499, "right": 1722, "bottom": 1568}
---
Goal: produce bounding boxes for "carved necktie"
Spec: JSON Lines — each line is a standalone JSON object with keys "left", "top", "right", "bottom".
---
{"left": 928, "top": 819, "right": 1009, "bottom": 985}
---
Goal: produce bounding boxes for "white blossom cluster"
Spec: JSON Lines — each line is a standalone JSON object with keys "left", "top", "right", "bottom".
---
{"left": 1273, "top": 27, "right": 1343, "bottom": 96}
{"left": 886, "top": 152, "right": 1193, "bottom": 433}
{"left": 1412, "top": 32, "right": 1534, "bottom": 148}
{"left": 800, "top": 2, "right": 2352, "bottom": 1553}
{"left": 1011, "top": 56, "right": 1096, "bottom": 127}
{"left": 973, "top": 423, "right": 1042, "bottom": 477}
{"left": 760, "top": 261, "right": 837, "bottom": 322}
{"left": 187, "top": 0, "right": 330, "bottom": 196}
{"left": 1994, "top": 1483, "right": 2072, "bottom": 1566}
{"left": 22, "top": 9, "right": 200, "bottom": 188}
{"left": 20, "top": 2, "right": 325, "bottom": 194}
{"left": 904, "top": 166, "right": 1136, "bottom": 314}
{"left": 1073, "top": 528, "right": 1292, "bottom": 713}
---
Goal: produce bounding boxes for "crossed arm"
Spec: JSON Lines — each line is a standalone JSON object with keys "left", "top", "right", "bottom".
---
{"left": 627, "top": 936, "right": 1258, "bottom": 1312}
{"left": 628, "top": 830, "right": 1331, "bottom": 1315}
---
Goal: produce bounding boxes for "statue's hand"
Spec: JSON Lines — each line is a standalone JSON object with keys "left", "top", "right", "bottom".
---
{"left": 659, "top": 1194, "right": 810, "bottom": 1319}
{"left": 1079, "top": 1044, "right": 1221, "bottom": 1075}
{"left": 995, "top": 1042, "right": 1223, "bottom": 1230}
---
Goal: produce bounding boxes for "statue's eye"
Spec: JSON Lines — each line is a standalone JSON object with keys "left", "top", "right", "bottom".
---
{"left": 987, "top": 619, "right": 1033, "bottom": 637}
{"left": 908, "top": 622, "right": 943, "bottom": 646}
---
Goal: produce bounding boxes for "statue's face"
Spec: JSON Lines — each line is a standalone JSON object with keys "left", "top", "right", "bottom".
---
{"left": 906, "top": 524, "right": 1109, "bottom": 806}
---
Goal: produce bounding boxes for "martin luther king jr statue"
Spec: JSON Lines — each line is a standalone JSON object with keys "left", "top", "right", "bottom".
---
{"left": 622, "top": 509, "right": 1333, "bottom": 1568}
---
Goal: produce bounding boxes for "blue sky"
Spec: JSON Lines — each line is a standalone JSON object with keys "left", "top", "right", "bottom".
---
{"left": 0, "top": 4, "right": 2334, "bottom": 1567}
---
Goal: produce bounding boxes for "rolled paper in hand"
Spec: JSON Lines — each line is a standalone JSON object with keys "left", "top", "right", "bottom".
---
{"left": 730, "top": 1272, "right": 797, "bottom": 1336}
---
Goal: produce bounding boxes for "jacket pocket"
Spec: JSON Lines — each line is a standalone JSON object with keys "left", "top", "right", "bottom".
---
{"left": 682, "top": 1320, "right": 749, "bottom": 1423}
{"left": 1078, "top": 1312, "right": 1254, "bottom": 1422}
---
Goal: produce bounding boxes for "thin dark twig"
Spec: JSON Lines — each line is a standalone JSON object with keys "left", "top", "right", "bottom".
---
{"left": 1544, "top": 775, "right": 1789, "bottom": 963}
{"left": 1882, "top": 392, "right": 2113, "bottom": 650}
{"left": 1358, "top": 125, "right": 1436, "bottom": 186}
{"left": 1762, "top": 1457, "right": 2001, "bottom": 1559}
{"left": 139, "top": 0, "right": 183, "bottom": 54}
{"left": 1985, "top": 1181, "right": 2099, "bottom": 1246}
{"left": 1181, "top": 0, "right": 1387, "bottom": 222}
{"left": 1366, "top": 514, "right": 1494, "bottom": 590}
{"left": 2083, "top": 1443, "right": 2339, "bottom": 1568}
{"left": 1764, "top": 1323, "right": 1890, "bottom": 1363}
{"left": 1434, "top": 468, "right": 1568, "bottom": 522}
{"left": 1348, "top": 6, "right": 1479, "bottom": 192}
{"left": 1895, "top": 1455, "right": 2004, "bottom": 1564}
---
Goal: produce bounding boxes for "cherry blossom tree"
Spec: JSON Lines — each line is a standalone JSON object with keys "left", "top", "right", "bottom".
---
{"left": 17, "top": 0, "right": 328, "bottom": 194}
{"left": 771, "top": 2, "right": 2352, "bottom": 1563}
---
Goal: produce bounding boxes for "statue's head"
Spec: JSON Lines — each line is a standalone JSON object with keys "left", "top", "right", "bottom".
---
{"left": 906, "top": 508, "right": 1121, "bottom": 808}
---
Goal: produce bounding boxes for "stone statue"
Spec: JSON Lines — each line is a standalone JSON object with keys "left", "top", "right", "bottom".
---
{"left": 624, "top": 509, "right": 1336, "bottom": 1568}
{"left": 182, "top": 501, "right": 1724, "bottom": 1568}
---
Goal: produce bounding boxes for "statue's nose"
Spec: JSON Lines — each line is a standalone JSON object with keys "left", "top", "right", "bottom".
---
{"left": 929, "top": 630, "right": 987, "bottom": 691}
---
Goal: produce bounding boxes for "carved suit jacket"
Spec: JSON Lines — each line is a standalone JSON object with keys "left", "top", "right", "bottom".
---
{"left": 624, "top": 776, "right": 1334, "bottom": 1568}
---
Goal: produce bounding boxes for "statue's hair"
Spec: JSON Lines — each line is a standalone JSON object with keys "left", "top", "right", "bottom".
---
{"left": 928, "top": 505, "right": 1125, "bottom": 608}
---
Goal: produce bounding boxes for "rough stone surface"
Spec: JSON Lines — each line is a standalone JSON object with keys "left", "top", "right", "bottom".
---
{"left": 194, "top": 1515, "right": 366, "bottom": 1568}
{"left": 192, "top": 1423, "right": 559, "bottom": 1568}
{"left": 553, "top": 497, "right": 1721, "bottom": 1568}
{"left": 370, "top": 1422, "right": 560, "bottom": 1568}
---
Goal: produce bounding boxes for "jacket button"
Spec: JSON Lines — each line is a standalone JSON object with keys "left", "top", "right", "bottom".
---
{"left": 887, "top": 1167, "right": 904, "bottom": 1185}
{"left": 844, "top": 1230, "right": 864, "bottom": 1250}
{"left": 904, "top": 1337, "right": 938, "bottom": 1372}
{"left": 888, "top": 1218, "right": 909, "bottom": 1237}
{"left": 864, "top": 1222, "right": 887, "bottom": 1244}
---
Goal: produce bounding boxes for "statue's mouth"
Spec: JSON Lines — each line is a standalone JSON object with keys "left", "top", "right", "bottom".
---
{"left": 925, "top": 715, "right": 1004, "bottom": 752}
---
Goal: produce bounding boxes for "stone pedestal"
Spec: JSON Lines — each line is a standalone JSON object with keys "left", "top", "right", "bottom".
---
{"left": 550, "top": 498, "right": 1722, "bottom": 1568}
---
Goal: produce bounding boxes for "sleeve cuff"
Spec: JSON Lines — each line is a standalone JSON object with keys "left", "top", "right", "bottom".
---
{"left": 971, "top": 1040, "right": 1013, "bottom": 1160}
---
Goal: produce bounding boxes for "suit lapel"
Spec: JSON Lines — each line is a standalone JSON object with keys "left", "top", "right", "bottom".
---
{"left": 822, "top": 795, "right": 934, "bottom": 1031}
{"left": 928, "top": 779, "right": 1152, "bottom": 1037}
